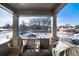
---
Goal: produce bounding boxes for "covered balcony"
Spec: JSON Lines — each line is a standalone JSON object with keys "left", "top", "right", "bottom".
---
{"left": 0, "top": 3, "right": 66, "bottom": 56}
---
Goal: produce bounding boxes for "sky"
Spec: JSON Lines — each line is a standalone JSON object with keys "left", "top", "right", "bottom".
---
{"left": 57, "top": 3, "right": 79, "bottom": 26}
{"left": 0, "top": 3, "right": 79, "bottom": 27}
{"left": 0, "top": 8, "right": 13, "bottom": 27}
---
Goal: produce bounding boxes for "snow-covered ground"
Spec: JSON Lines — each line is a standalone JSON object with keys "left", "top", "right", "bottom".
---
{"left": 0, "top": 30, "right": 79, "bottom": 45}
{"left": 0, "top": 31, "right": 12, "bottom": 44}
{"left": 20, "top": 32, "right": 52, "bottom": 39}
{"left": 0, "top": 31, "right": 52, "bottom": 44}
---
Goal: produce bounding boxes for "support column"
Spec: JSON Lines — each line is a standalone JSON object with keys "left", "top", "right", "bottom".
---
{"left": 10, "top": 13, "right": 22, "bottom": 48}
{"left": 50, "top": 15, "right": 59, "bottom": 47}
{"left": 53, "top": 15, "right": 57, "bottom": 38}
{"left": 52, "top": 15, "right": 59, "bottom": 47}
{"left": 49, "top": 15, "right": 59, "bottom": 56}
{"left": 51, "top": 17, "right": 53, "bottom": 37}
{"left": 13, "top": 13, "right": 19, "bottom": 37}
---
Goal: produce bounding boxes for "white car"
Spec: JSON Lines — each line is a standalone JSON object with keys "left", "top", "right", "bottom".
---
{"left": 74, "top": 33, "right": 79, "bottom": 39}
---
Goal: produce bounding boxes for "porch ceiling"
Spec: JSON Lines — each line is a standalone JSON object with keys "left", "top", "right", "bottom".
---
{"left": 0, "top": 3, "right": 67, "bottom": 16}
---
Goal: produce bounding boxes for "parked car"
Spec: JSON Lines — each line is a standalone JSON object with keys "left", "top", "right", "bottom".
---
{"left": 74, "top": 33, "right": 79, "bottom": 36}
{"left": 74, "top": 33, "right": 79, "bottom": 39}
{"left": 20, "top": 32, "right": 29, "bottom": 35}
{"left": 27, "top": 33, "right": 37, "bottom": 37}
{"left": 72, "top": 39, "right": 79, "bottom": 45}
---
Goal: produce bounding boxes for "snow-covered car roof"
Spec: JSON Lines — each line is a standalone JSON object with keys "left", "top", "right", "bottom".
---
{"left": 74, "top": 33, "right": 79, "bottom": 36}
{"left": 27, "top": 33, "right": 37, "bottom": 37}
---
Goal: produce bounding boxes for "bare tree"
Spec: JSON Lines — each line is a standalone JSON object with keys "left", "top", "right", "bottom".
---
{"left": 3, "top": 23, "right": 12, "bottom": 29}
{"left": 29, "top": 17, "right": 51, "bottom": 31}
{"left": 20, "top": 21, "right": 26, "bottom": 34}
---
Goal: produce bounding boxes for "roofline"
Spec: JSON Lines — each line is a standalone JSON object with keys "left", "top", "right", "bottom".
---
{"left": 0, "top": 3, "right": 67, "bottom": 16}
